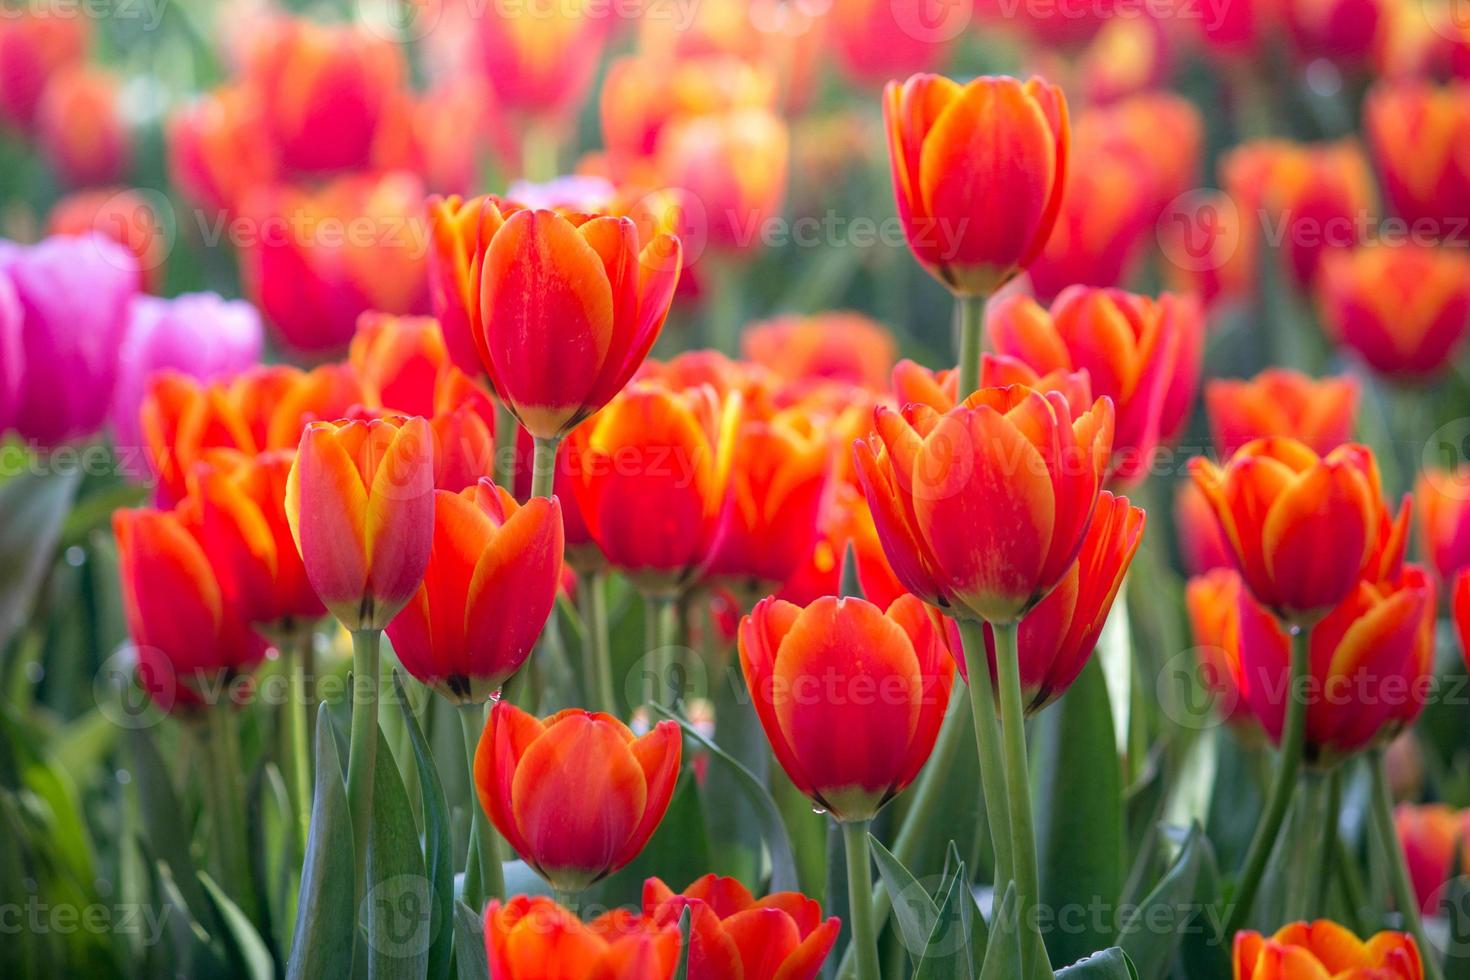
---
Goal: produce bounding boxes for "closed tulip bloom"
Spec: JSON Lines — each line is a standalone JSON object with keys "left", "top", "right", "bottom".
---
{"left": 483, "top": 896, "right": 680, "bottom": 980}
{"left": 1205, "top": 369, "right": 1359, "bottom": 457}
{"left": 857, "top": 386, "right": 1114, "bottom": 623}
{"left": 166, "top": 85, "right": 279, "bottom": 216}
{"left": 1317, "top": 244, "right": 1470, "bottom": 379}
{"left": 884, "top": 73, "right": 1068, "bottom": 296}
{"left": 0, "top": 233, "right": 138, "bottom": 446}
{"left": 1173, "top": 480, "right": 1232, "bottom": 576}
{"left": 1283, "top": 0, "right": 1388, "bottom": 68}
{"left": 739, "top": 594, "right": 955, "bottom": 822}
{"left": 285, "top": 416, "right": 435, "bottom": 631}
{"left": 705, "top": 408, "right": 830, "bottom": 600}
{"left": 1234, "top": 565, "right": 1435, "bottom": 765}
{"left": 0, "top": 9, "right": 87, "bottom": 131}
{"left": 466, "top": 0, "right": 608, "bottom": 126}
{"left": 1396, "top": 804, "right": 1470, "bottom": 914}
{"left": 429, "top": 403, "right": 497, "bottom": 494}
{"left": 110, "top": 293, "right": 263, "bottom": 451}
{"left": 987, "top": 287, "right": 1199, "bottom": 485}
{"left": 830, "top": 0, "right": 968, "bottom": 86}
{"left": 656, "top": 108, "right": 789, "bottom": 254}
{"left": 430, "top": 195, "right": 682, "bottom": 440}
{"left": 424, "top": 194, "right": 489, "bottom": 374}
{"left": 1366, "top": 81, "right": 1470, "bottom": 240}
{"left": 348, "top": 313, "right": 449, "bottom": 419}
{"left": 114, "top": 505, "right": 268, "bottom": 711}
{"left": 48, "top": 188, "right": 170, "bottom": 292}
{"left": 1415, "top": 468, "right": 1470, "bottom": 581}
{"left": 1184, "top": 568, "right": 1255, "bottom": 727}
{"left": 571, "top": 383, "right": 740, "bottom": 597}
{"left": 1456, "top": 571, "right": 1470, "bottom": 670}
{"left": 35, "top": 67, "right": 130, "bottom": 188}
{"left": 1189, "top": 439, "right": 1393, "bottom": 623}
{"left": 741, "top": 312, "right": 896, "bottom": 392}
{"left": 1234, "top": 921, "right": 1422, "bottom": 980}
{"left": 960, "top": 492, "right": 1145, "bottom": 715}
{"left": 386, "top": 481, "right": 562, "bottom": 703}
{"left": 474, "top": 703, "right": 682, "bottom": 892}
{"left": 643, "top": 874, "right": 841, "bottom": 980}
{"left": 890, "top": 356, "right": 1093, "bottom": 417}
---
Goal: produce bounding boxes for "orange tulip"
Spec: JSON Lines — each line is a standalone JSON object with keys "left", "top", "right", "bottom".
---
{"left": 959, "top": 492, "right": 1145, "bottom": 716}
{"left": 47, "top": 188, "right": 169, "bottom": 293}
{"left": 427, "top": 195, "right": 682, "bottom": 441}
{"left": 739, "top": 594, "right": 954, "bottom": 822}
{"left": 883, "top": 73, "right": 1068, "bottom": 297}
{"left": 655, "top": 107, "right": 789, "bottom": 255}
{"left": 1174, "top": 480, "right": 1233, "bottom": 576}
{"left": 1366, "top": 81, "right": 1470, "bottom": 241}
{"left": 1396, "top": 803, "right": 1470, "bottom": 915}
{"left": 284, "top": 415, "right": 435, "bottom": 631}
{"left": 1234, "top": 921, "right": 1422, "bottom": 980}
{"left": 474, "top": 703, "right": 682, "bottom": 892}
{"left": 385, "top": 481, "right": 562, "bottom": 703}
{"left": 1205, "top": 369, "right": 1359, "bottom": 457}
{"left": 114, "top": 505, "right": 268, "bottom": 711}
{"left": 429, "top": 369, "right": 499, "bottom": 493}
{"left": 1184, "top": 568, "right": 1255, "bottom": 727}
{"left": 463, "top": 0, "right": 609, "bottom": 128}
{"left": 348, "top": 313, "right": 449, "bottom": 419}
{"left": 741, "top": 312, "right": 896, "bottom": 393}
{"left": 1317, "top": 243, "right": 1470, "bottom": 379}
{"left": 166, "top": 85, "right": 279, "bottom": 215}
{"left": 857, "top": 385, "right": 1114, "bottom": 623}
{"left": 0, "top": 8, "right": 88, "bottom": 131}
{"left": 642, "top": 874, "right": 841, "bottom": 980}
{"left": 1414, "top": 467, "right": 1470, "bottom": 582}
{"left": 1189, "top": 438, "right": 1395, "bottom": 623}
{"left": 35, "top": 67, "right": 131, "bottom": 188}
{"left": 483, "top": 895, "right": 681, "bottom": 980}
{"left": 570, "top": 383, "right": 740, "bottom": 598}
{"left": 1234, "top": 564, "right": 1435, "bottom": 764}
{"left": 987, "top": 287, "right": 1202, "bottom": 484}
{"left": 890, "top": 356, "right": 1092, "bottom": 418}
{"left": 705, "top": 407, "right": 830, "bottom": 601}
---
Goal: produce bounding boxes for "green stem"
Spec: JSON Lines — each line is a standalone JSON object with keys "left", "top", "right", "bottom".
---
{"left": 522, "top": 121, "right": 559, "bottom": 182}
{"left": 992, "top": 619, "right": 1048, "bottom": 979}
{"left": 842, "top": 820, "right": 880, "bottom": 980}
{"left": 1310, "top": 769, "right": 1343, "bottom": 917}
{"left": 580, "top": 572, "right": 617, "bottom": 715}
{"left": 1224, "top": 625, "right": 1310, "bottom": 936}
{"left": 1335, "top": 835, "right": 1371, "bottom": 936}
{"left": 494, "top": 402, "right": 517, "bottom": 491}
{"left": 205, "top": 707, "right": 256, "bottom": 919}
{"left": 955, "top": 293, "right": 986, "bottom": 399}
{"left": 530, "top": 435, "right": 561, "bottom": 500}
{"left": 346, "top": 629, "right": 382, "bottom": 916}
{"left": 644, "top": 595, "right": 679, "bottom": 706}
{"left": 958, "top": 619, "right": 1014, "bottom": 888}
{"left": 460, "top": 704, "right": 503, "bottom": 907}
{"left": 1371, "top": 750, "right": 1443, "bottom": 980}
{"left": 1288, "top": 769, "right": 1332, "bottom": 921}
{"left": 286, "top": 629, "right": 313, "bottom": 849}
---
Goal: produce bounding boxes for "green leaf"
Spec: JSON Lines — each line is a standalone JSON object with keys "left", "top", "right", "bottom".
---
{"left": 286, "top": 708, "right": 355, "bottom": 980}
{"left": 198, "top": 870, "right": 274, "bottom": 980}
{"left": 868, "top": 834, "right": 939, "bottom": 964}
{"left": 1033, "top": 660, "right": 1124, "bottom": 967}
{"left": 649, "top": 703, "right": 798, "bottom": 892}
{"left": 914, "top": 861, "right": 976, "bottom": 980}
{"left": 393, "top": 673, "right": 454, "bottom": 980}
{"left": 978, "top": 884, "right": 1020, "bottom": 980}
{"left": 125, "top": 728, "right": 218, "bottom": 936}
{"left": 150, "top": 857, "right": 229, "bottom": 978}
{"left": 1118, "top": 825, "right": 1207, "bottom": 980}
{"left": 0, "top": 467, "right": 79, "bottom": 651}
{"left": 1055, "top": 947, "right": 1140, "bottom": 979}
{"left": 452, "top": 901, "right": 488, "bottom": 980}
{"left": 364, "top": 728, "right": 432, "bottom": 979}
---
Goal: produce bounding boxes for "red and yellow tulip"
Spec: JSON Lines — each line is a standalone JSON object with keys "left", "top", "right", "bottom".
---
{"left": 1234, "top": 921, "right": 1422, "bottom": 980}
{"left": 1205, "top": 369, "right": 1359, "bottom": 457}
{"left": 483, "top": 895, "right": 680, "bottom": 980}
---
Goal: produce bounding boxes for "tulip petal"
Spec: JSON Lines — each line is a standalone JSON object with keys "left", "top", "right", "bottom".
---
{"left": 286, "top": 422, "right": 369, "bottom": 620}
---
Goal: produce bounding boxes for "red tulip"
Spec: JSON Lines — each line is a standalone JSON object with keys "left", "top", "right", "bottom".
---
{"left": 1173, "top": 480, "right": 1232, "bottom": 576}
{"left": 739, "top": 594, "right": 954, "bottom": 822}
{"left": 741, "top": 312, "right": 896, "bottom": 393}
{"left": 1396, "top": 803, "right": 1470, "bottom": 915}
{"left": 1205, "top": 369, "right": 1359, "bottom": 457}
{"left": 1454, "top": 569, "right": 1470, "bottom": 671}
{"left": 1234, "top": 921, "right": 1422, "bottom": 980}
{"left": 474, "top": 703, "right": 682, "bottom": 891}
{"left": 386, "top": 481, "right": 562, "bottom": 703}
{"left": 483, "top": 895, "right": 681, "bottom": 980}
{"left": 35, "top": 67, "right": 130, "bottom": 188}
{"left": 1184, "top": 568, "right": 1255, "bottom": 727}
{"left": 0, "top": 8, "right": 88, "bottom": 131}
{"left": 1415, "top": 467, "right": 1470, "bottom": 582}
{"left": 1365, "top": 81, "right": 1470, "bottom": 242}
{"left": 166, "top": 85, "right": 279, "bottom": 216}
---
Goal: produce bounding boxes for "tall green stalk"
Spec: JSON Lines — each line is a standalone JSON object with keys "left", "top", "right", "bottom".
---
{"left": 955, "top": 294, "right": 987, "bottom": 398}
{"left": 580, "top": 572, "right": 617, "bottom": 714}
{"left": 842, "top": 820, "right": 880, "bottom": 980}
{"left": 205, "top": 706, "right": 256, "bottom": 919}
{"left": 958, "top": 619, "right": 1014, "bottom": 887}
{"left": 1371, "top": 750, "right": 1443, "bottom": 980}
{"left": 1287, "top": 769, "right": 1332, "bottom": 921}
{"left": 346, "top": 629, "right": 382, "bottom": 915}
{"left": 460, "top": 704, "right": 503, "bottom": 908}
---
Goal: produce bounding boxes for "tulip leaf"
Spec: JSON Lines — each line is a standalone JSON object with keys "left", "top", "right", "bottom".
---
{"left": 364, "top": 729, "right": 431, "bottom": 979}
{"left": 198, "top": 870, "right": 274, "bottom": 980}
{"left": 1033, "top": 660, "right": 1124, "bottom": 967}
{"left": 125, "top": 728, "right": 219, "bottom": 936}
{"left": 0, "top": 467, "right": 79, "bottom": 652}
{"left": 914, "top": 860, "right": 977, "bottom": 980}
{"left": 151, "top": 856, "right": 231, "bottom": 978}
{"left": 452, "top": 901, "right": 489, "bottom": 980}
{"left": 1118, "top": 824, "right": 1211, "bottom": 980}
{"left": 650, "top": 703, "right": 798, "bottom": 893}
{"left": 978, "top": 883, "right": 1020, "bottom": 980}
{"left": 868, "top": 834, "right": 940, "bottom": 964}
{"left": 392, "top": 672, "right": 454, "bottom": 980}
{"left": 1055, "top": 947, "right": 1140, "bottom": 979}
{"left": 822, "top": 820, "right": 849, "bottom": 980}
{"left": 286, "top": 707, "right": 355, "bottom": 980}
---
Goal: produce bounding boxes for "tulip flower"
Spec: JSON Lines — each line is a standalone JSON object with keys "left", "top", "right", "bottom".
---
{"left": 1455, "top": 570, "right": 1470, "bottom": 669}
{"left": 704, "top": 408, "right": 830, "bottom": 602}
{"left": 1205, "top": 369, "right": 1359, "bottom": 457}
{"left": 987, "top": 287, "right": 1201, "bottom": 484}
{"left": 474, "top": 703, "right": 682, "bottom": 892}
{"left": 428, "top": 196, "right": 683, "bottom": 473}
{"left": 1366, "top": 81, "right": 1470, "bottom": 241}
{"left": 956, "top": 492, "right": 1145, "bottom": 716}
{"left": 35, "top": 67, "right": 130, "bottom": 188}
{"left": 1184, "top": 568, "right": 1255, "bottom": 728}
{"left": 830, "top": 0, "right": 968, "bottom": 87}
{"left": 1189, "top": 438, "right": 1394, "bottom": 624}
{"left": 462, "top": 0, "right": 609, "bottom": 131}
{"left": 348, "top": 313, "right": 449, "bottom": 419}
{"left": 570, "top": 383, "right": 740, "bottom": 599}
{"left": 48, "top": 188, "right": 170, "bottom": 293}
{"left": 780, "top": 482, "right": 908, "bottom": 611}
{"left": 1396, "top": 804, "right": 1470, "bottom": 915}
{"left": 1317, "top": 243, "right": 1470, "bottom": 379}
{"left": 1282, "top": 0, "right": 1388, "bottom": 68}
{"left": 0, "top": 233, "right": 138, "bottom": 446}
{"left": 1173, "top": 481, "right": 1233, "bottom": 576}
{"left": 741, "top": 312, "right": 896, "bottom": 392}
{"left": 114, "top": 503, "right": 269, "bottom": 711}
{"left": 110, "top": 293, "right": 263, "bottom": 452}
{"left": 1415, "top": 467, "right": 1470, "bottom": 582}
{"left": 386, "top": 481, "right": 563, "bottom": 703}
{"left": 166, "top": 85, "right": 279, "bottom": 216}
{"left": 483, "top": 896, "right": 681, "bottom": 980}
{"left": 856, "top": 385, "right": 1114, "bottom": 624}
{"left": 430, "top": 401, "right": 497, "bottom": 494}
{"left": 643, "top": 874, "right": 841, "bottom": 980}
{"left": 0, "top": 8, "right": 88, "bottom": 131}
{"left": 1233, "top": 565, "right": 1436, "bottom": 765}
{"left": 891, "top": 356, "right": 1093, "bottom": 418}
{"left": 1234, "top": 921, "right": 1422, "bottom": 980}
{"left": 655, "top": 107, "right": 790, "bottom": 254}
{"left": 883, "top": 73, "right": 1068, "bottom": 298}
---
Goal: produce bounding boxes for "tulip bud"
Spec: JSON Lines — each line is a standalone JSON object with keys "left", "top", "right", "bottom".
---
{"left": 35, "top": 67, "right": 131, "bottom": 188}
{"left": 483, "top": 896, "right": 681, "bottom": 980}
{"left": 1205, "top": 369, "right": 1359, "bottom": 458}
{"left": 1415, "top": 468, "right": 1470, "bottom": 582}
{"left": 1396, "top": 804, "right": 1470, "bottom": 915}
{"left": 1366, "top": 81, "right": 1470, "bottom": 242}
